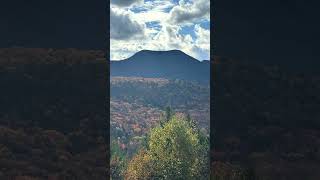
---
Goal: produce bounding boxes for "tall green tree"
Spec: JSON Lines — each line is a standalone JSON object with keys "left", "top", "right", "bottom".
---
{"left": 126, "top": 114, "right": 209, "bottom": 179}
{"left": 165, "top": 106, "right": 172, "bottom": 122}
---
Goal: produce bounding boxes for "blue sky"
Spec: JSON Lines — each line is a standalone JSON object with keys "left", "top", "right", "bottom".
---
{"left": 110, "top": 0, "right": 210, "bottom": 60}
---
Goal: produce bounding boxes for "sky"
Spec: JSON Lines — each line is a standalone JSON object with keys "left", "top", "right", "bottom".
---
{"left": 2, "top": 0, "right": 320, "bottom": 72}
{"left": 110, "top": 0, "right": 210, "bottom": 60}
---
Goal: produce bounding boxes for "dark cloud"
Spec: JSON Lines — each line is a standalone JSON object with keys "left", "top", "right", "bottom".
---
{"left": 111, "top": 0, "right": 142, "bottom": 7}
{"left": 110, "top": 8, "right": 144, "bottom": 40}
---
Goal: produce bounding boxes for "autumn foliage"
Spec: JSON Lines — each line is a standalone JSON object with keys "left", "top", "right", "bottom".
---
{"left": 124, "top": 114, "right": 209, "bottom": 179}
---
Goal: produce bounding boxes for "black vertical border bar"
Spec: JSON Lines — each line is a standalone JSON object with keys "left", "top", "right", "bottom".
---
{"left": 210, "top": 0, "right": 215, "bottom": 178}
{"left": 105, "top": 0, "right": 111, "bottom": 178}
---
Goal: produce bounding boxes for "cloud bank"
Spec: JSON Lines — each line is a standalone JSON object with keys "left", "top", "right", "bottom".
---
{"left": 110, "top": 7, "right": 145, "bottom": 40}
{"left": 169, "top": 0, "right": 210, "bottom": 24}
{"left": 110, "top": 0, "right": 210, "bottom": 61}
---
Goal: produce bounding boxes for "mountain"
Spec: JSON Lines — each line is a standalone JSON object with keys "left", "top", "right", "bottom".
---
{"left": 110, "top": 50, "right": 210, "bottom": 83}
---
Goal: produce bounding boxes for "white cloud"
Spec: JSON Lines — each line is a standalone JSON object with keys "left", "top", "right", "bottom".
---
{"left": 168, "top": 0, "right": 210, "bottom": 25}
{"left": 132, "top": 10, "right": 170, "bottom": 24}
{"left": 194, "top": 24, "right": 210, "bottom": 59}
{"left": 129, "top": 0, "right": 173, "bottom": 23}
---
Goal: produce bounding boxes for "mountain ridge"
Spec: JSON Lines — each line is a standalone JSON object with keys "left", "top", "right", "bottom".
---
{"left": 111, "top": 50, "right": 206, "bottom": 62}
{"left": 110, "top": 50, "right": 210, "bottom": 83}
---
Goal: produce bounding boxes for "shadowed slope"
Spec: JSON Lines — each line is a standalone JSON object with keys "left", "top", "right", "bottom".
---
{"left": 111, "top": 50, "right": 210, "bottom": 83}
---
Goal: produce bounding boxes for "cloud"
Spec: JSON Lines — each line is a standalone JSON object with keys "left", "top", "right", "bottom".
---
{"left": 110, "top": 7, "right": 145, "bottom": 40}
{"left": 110, "top": 23, "right": 211, "bottom": 60}
{"left": 194, "top": 24, "right": 210, "bottom": 52}
{"left": 183, "top": 24, "right": 210, "bottom": 60}
{"left": 111, "top": 0, "right": 142, "bottom": 7}
{"left": 110, "top": 0, "right": 211, "bottom": 61}
{"left": 130, "top": 1, "right": 173, "bottom": 23}
{"left": 168, "top": 0, "right": 210, "bottom": 24}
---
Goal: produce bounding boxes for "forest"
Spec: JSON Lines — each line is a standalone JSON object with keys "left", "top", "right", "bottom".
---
{"left": 110, "top": 76, "right": 210, "bottom": 179}
{"left": 1, "top": 48, "right": 319, "bottom": 179}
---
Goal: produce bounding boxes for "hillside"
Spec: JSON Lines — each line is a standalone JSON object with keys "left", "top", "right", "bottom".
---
{"left": 110, "top": 50, "right": 210, "bottom": 83}
{"left": 212, "top": 56, "right": 320, "bottom": 179}
{"left": 111, "top": 77, "right": 209, "bottom": 116}
{"left": 0, "top": 48, "right": 108, "bottom": 180}
{"left": 110, "top": 76, "right": 210, "bottom": 159}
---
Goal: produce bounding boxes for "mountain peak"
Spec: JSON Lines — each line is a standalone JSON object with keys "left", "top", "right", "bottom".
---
{"left": 128, "top": 49, "right": 199, "bottom": 63}
{"left": 111, "top": 49, "right": 209, "bottom": 83}
{"left": 138, "top": 49, "right": 184, "bottom": 54}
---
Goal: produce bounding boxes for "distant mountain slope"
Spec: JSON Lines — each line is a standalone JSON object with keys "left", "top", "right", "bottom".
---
{"left": 110, "top": 50, "right": 210, "bottom": 83}
{"left": 111, "top": 76, "right": 209, "bottom": 130}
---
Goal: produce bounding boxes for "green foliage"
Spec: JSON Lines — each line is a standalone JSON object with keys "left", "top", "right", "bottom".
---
{"left": 111, "top": 140, "right": 127, "bottom": 179}
{"left": 165, "top": 106, "right": 172, "bottom": 122}
{"left": 125, "top": 114, "right": 209, "bottom": 179}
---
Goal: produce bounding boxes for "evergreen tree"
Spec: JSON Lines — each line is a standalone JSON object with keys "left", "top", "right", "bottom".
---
{"left": 160, "top": 106, "right": 173, "bottom": 127}
{"left": 165, "top": 106, "right": 172, "bottom": 122}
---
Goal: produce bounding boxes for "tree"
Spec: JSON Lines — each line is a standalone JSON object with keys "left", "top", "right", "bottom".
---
{"left": 124, "top": 150, "right": 153, "bottom": 180}
{"left": 165, "top": 106, "right": 172, "bottom": 122}
{"left": 110, "top": 140, "right": 127, "bottom": 179}
{"left": 126, "top": 114, "right": 209, "bottom": 179}
{"left": 160, "top": 106, "right": 173, "bottom": 127}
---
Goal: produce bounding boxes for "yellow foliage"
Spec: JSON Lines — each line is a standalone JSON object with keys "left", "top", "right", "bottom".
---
{"left": 125, "top": 150, "right": 153, "bottom": 180}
